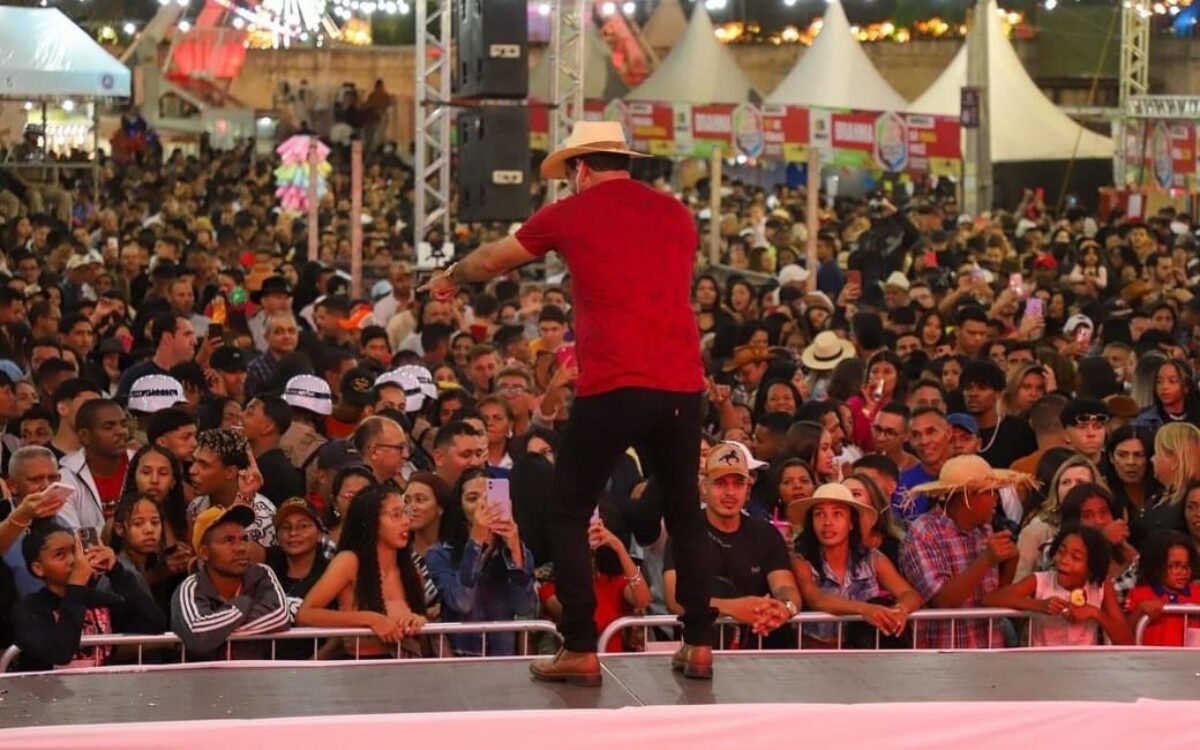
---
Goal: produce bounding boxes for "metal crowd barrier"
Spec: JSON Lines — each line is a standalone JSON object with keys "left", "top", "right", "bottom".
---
{"left": 1133, "top": 604, "right": 1200, "bottom": 645}
{"left": 597, "top": 608, "right": 1038, "bottom": 652}
{"left": 0, "top": 621, "right": 562, "bottom": 673}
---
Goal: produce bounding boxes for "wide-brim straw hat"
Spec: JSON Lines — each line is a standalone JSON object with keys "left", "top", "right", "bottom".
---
{"left": 801, "top": 331, "right": 856, "bottom": 371}
{"left": 722, "top": 344, "right": 775, "bottom": 373}
{"left": 540, "top": 121, "right": 649, "bottom": 180}
{"left": 786, "top": 482, "right": 878, "bottom": 530}
{"left": 907, "top": 455, "right": 1036, "bottom": 500}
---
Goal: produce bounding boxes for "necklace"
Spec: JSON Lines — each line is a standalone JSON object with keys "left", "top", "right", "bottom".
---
{"left": 978, "top": 405, "right": 1002, "bottom": 455}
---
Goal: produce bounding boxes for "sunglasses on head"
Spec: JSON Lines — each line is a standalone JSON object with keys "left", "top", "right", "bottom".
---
{"left": 1072, "top": 414, "right": 1109, "bottom": 427}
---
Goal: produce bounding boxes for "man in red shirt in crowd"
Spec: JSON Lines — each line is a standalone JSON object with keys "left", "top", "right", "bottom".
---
{"left": 425, "top": 121, "right": 715, "bottom": 685}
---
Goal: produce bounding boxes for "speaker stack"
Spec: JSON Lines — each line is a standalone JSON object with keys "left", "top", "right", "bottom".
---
{"left": 455, "top": 0, "right": 531, "bottom": 222}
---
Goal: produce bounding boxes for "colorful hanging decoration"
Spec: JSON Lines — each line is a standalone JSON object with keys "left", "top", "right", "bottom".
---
{"left": 274, "top": 135, "right": 332, "bottom": 212}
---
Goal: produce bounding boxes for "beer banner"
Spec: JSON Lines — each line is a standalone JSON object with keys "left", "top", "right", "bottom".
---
{"left": 529, "top": 100, "right": 962, "bottom": 175}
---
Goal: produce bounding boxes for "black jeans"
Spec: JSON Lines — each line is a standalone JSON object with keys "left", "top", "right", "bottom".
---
{"left": 550, "top": 387, "right": 715, "bottom": 653}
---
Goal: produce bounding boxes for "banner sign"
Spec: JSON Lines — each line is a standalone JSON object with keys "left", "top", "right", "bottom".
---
{"left": 1119, "top": 120, "right": 1196, "bottom": 190}
{"left": 530, "top": 100, "right": 961, "bottom": 175}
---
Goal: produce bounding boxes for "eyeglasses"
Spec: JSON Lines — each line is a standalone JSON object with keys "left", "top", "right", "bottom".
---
{"left": 1167, "top": 561, "right": 1193, "bottom": 572}
{"left": 498, "top": 385, "right": 528, "bottom": 395}
{"left": 871, "top": 425, "right": 901, "bottom": 438}
{"left": 1072, "top": 414, "right": 1109, "bottom": 427}
{"left": 375, "top": 442, "right": 411, "bottom": 455}
{"left": 380, "top": 507, "right": 414, "bottom": 522}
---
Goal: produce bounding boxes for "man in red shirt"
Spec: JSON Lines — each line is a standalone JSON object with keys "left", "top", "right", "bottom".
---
{"left": 425, "top": 121, "right": 715, "bottom": 685}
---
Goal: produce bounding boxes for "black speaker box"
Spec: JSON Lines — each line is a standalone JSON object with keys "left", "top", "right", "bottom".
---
{"left": 457, "top": 107, "right": 531, "bottom": 222}
{"left": 455, "top": 0, "right": 528, "bottom": 98}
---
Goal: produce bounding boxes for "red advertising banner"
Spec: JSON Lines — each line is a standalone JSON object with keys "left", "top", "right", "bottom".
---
{"left": 528, "top": 99, "right": 962, "bottom": 175}
{"left": 627, "top": 101, "right": 676, "bottom": 155}
{"left": 763, "top": 105, "right": 810, "bottom": 162}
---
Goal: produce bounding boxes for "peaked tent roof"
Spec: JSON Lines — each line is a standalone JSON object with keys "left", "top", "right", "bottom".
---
{"left": 908, "top": 0, "right": 1111, "bottom": 161}
{"left": 641, "top": 0, "right": 689, "bottom": 52}
{"left": 766, "top": 0, "right": 906, "bottom": 112}
{"left": 529, "top": 25, "right": 629, "bottom": 102}
{"left": 0, "top": 7, "right": 131, "bottom": 99}
{"left": 626, "top": 3, "right": 756, "bottom": 104}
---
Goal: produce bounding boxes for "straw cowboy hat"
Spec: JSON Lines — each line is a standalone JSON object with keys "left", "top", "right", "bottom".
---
{"left": 722, "top": 344, "right": 775, "bottom": 373}
{"left": 785, "top": 482, "right": 878, "bottom": 530}
{"left": 801, "top": 331, "right": 856, "bottom": 372}
{"left": 540, "top": 121, "right": 649, "bottom": 180}
{"left": 907, "top": 455, "right": 1036, "bottom": 502}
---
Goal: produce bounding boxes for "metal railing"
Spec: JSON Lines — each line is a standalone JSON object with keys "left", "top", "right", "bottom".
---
{"left": 597, "top": 608, "right": 1039, "bottom": 652}
{"left": 1133, "top": 604, "right": 1200, "bottom": 646}
{"left": 0, "top": 621, "right": 562, "bottom": 674}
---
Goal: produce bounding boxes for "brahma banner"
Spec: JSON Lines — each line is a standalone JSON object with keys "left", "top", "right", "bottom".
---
{"left": 530, "top": 100, "right": 961, "bottom": 175}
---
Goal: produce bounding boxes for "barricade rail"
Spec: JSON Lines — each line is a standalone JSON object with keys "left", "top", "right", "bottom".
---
{"left": 1133, "top": 604, "right": 1200, "bottom": 645}
{"left": 0, "top": 620, "right": 562, "bottom": 673}
{"left": 598, "top": 608, "right": 1040, "bottom": 652}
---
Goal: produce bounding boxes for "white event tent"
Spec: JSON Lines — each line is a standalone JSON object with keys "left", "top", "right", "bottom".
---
{"left": 626, "top": 3, "right": 757, "bottom": 104}
{"left": 908, "top": 0, "right": 1111, "bottom": 161}
{"left": 0, "top": 7, "right": 131, "bottom": 100}
{"left": 529, "top": 25, "right": 630, "bottom": 102}
{"left": 641, "top": 0, "right": 689, "bottom": 54}
{"left": 766, "top": 0, "right": 907, "bottom": 112}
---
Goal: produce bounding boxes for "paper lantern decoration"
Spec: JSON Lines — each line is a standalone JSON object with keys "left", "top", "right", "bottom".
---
{"left": 274, "top": 135, "right": 332, "bottom": 212}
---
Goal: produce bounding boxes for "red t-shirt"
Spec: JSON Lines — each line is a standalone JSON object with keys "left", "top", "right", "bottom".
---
{"left": 540, "top": 573, "right": 632, "bottom": 653}
{"left": 1125, "top": 583, "right": 1200, "bottom": 646}
{"left": 515, "top": 179, "right": 704, "bottom": 397}
{"left": 93, "top": 455, "right": 130, "bottom": 520}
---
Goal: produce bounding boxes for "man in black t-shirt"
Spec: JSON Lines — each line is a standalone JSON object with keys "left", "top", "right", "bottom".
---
{"left": 663, "top": 442, "right": 799, "bottom": 648}
{"left": 243, "top": 396, "right": 304, "bottom": 506}
{"left": 961, "top": 359, "right": 1037, "bottom": 469}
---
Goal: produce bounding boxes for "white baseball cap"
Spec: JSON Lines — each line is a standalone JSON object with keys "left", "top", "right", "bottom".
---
{"left": 397, "top": 365, "right": 438, "bottom": 400}
{"left": 374, "top": 368, "right": 424, "bottom": 413}
{"left": 128, "top": 375, "right": 186, "bottom": 414}
{"left": 282, "top": 375, "right": 333, "bottom": 416}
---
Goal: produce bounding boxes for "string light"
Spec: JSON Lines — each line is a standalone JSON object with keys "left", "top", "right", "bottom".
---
{"left": 122, "top": 21, "right": 136, "bottom": 33}
{"left": 177, "top": 19, "right": 191, "bottom": 31}
{"left": 600, "top": 1, "right": 615, "bottom": 15}
{"left": 536, "top": 2, "right": 550, "bottom": 15}
{"left": 622, "top": 1, "right": 635, "bottom": 15}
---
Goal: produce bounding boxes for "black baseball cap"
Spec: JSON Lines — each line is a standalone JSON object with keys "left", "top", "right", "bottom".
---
{"left": 210, "top": 346, "right": 247, "bottom": 372}
{"left": 340, "top": 367, "right": 376, "bottom": 407}
{"left": 315, "top": 439, "right": 363, "bottom": 471}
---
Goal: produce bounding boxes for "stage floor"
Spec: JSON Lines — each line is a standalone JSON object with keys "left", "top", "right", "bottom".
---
{"left": 2, "top": 650, "right": 1199, "bottom": 728}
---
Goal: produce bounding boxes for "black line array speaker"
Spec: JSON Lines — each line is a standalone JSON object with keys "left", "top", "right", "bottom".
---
{"left": 455, "top": 0, "right": 528, "bottom": 98}
{"left": 457, "top": 107, "right": 531, "bottom": 222}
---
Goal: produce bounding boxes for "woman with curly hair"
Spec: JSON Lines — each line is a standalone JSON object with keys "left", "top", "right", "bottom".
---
{"left": 297, "top": 483, "right": 429, "bottom": 658}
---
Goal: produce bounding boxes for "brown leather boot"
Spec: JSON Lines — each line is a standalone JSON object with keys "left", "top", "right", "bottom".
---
{"left": 671, "top": 644, "right": 714, "bottom": 679}
{"left": 529, "top": 649, "right": 602, "bottom": 687}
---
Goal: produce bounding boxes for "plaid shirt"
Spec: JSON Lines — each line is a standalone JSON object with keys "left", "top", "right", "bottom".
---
{"left": 900, "top": 508, "right": 1001, "bottom": 649}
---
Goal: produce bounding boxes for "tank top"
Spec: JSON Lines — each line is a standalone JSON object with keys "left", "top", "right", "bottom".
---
{"left": 1031, "top": 571, "right": 1104, "bottom": 647}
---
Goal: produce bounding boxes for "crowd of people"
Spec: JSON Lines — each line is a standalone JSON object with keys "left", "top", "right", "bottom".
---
{"left": 0, "top": 132, "right": 1199, "bottom": 671}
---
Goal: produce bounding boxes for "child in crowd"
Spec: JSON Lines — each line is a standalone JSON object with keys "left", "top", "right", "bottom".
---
{"left": 984, "top": 525, "right": 1132, "bottom": 646}
{"left": 12, "top": 521, "right": 166, "bottom": 670}
{"left": 1125, "top": 531, "right": 1200, "bottom": 646}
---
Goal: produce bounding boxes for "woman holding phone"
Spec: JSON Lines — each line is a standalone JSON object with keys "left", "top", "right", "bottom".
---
{"left": 424, "top": 468, "right": 536, "bottom": 656}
